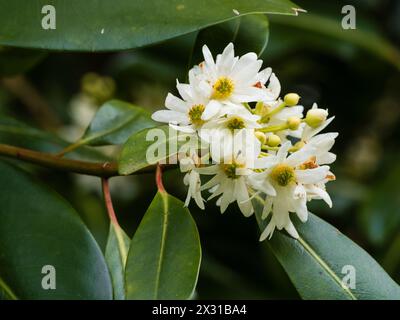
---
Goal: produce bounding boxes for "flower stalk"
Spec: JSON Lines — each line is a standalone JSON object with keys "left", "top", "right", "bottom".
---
{"left": 0, "top": 143, "right": 169, "bottom": 177}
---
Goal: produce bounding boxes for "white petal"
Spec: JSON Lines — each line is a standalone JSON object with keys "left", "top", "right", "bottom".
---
{"left": 267, "top": 73, "right": 281, "bottom": 100}
{"left": 232, "top": 60, "right": 263, "bottom": 83}
{"left": 176, "top": 82, "right": 193, "bottom": 102}
{"left": 317, "top": 152, "right": 336, "bottom": 165}
{"left": 220, "top": 181, "right": 234, "bottom": 213}
{"left": 284, "top": 220, "right": 299, "bottom": 239}
{"left": 201, "top": 100, "right": 222, "bottom": 120}
{"left": 306, "top": 185, "right": 333, "bottom": 208}
{"left": 273, "top": 199, "right": 289, "bottom": 229}
{"left": 257, "top": 67, "right": 272, "bottom": 84}
{"left": 216, "top": 43, "right": 235, "bottom": 75}
{"left": 277, "top": 141, "right": 291, "bottom": 162}
{"left": 259, "top": 220, "right": 276, "bottom": 241}
{"left": 202, "top": 45, "right": 216, "bottom": 75}
{"left": 169, "top": 123, "right": 195, "bottom": 133}
{"left": 235, "top": 178, "right": 254, "bottom": 217}
{"left": 152, "top": 110, "right": 188, "bottom": 124}
{"left": 286, "top": 146, "right": 316, "bottom": 167}
{"left": 296, "top": 166, "right": 330, "bottom": 184}
{"left": 294, "top": 198, "right": 308, "bottom": 222}
{"left": 165, "top": 93, "right": 188, "bottom": 112}
{"left": 262, "top": 197, "right": 273, "bottom": 219}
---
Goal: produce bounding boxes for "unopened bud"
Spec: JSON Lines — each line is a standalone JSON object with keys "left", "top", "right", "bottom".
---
{"left": 305, "top": 109, "right": 328, "bottom": 128}
{"left": 266, "top": 134, "right": 281, "bottom": 147}
{"left": 287, "top": 117, "right": 301, "bottom": 130}
{"left": 255, "top": 131, "right": 267, "bottom": 144}
{"left": 284, "top": 93, "right": 300, "bottom": 107}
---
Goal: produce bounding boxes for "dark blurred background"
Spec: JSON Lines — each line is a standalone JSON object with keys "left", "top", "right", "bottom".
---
{"left": 1, "top": 0, "right": 399, "bottom": 299}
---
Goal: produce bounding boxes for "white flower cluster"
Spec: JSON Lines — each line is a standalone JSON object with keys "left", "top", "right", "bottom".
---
{"left": 152, "top": 43, "right": 337, "bottom": 241}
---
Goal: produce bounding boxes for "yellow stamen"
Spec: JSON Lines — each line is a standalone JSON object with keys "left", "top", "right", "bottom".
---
{"left": 270, "top": 164, "right": 296, "bottom": 186}
{"left": 188, "top": 104, "right": 205, "bottom": 127}
{"left": 226, "top": 117, "right": 245, "bottom": 131}
{"left": 212, "top": 77, "right": 234, "bottom": 100}
{"left": 223, "top": 162, "right": 244, "bottom": 179}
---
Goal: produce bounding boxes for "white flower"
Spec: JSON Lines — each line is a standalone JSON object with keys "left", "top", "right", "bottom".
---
{"left": 199, "top": 105, "right": 261, "bottom": 163}
{"left": 180, "top": 154, "right": 205, "bottom": 210}
{"left": 151, "top": 69, "right": 220, "bottom": 132}
{"left": 193, "top": 43, "right": 273, "bottom": 120}
{"left": 150, "top": 42, "right": 339, "bottom": 242}
{"left": 301, "top": 103, "right": 337, "bottom": 165}
{"left": 197, "top": 151, "right": 261, "bottom": 217}
{"left": 256, "top": 67, "right": 281, "bottom": 102}
{"left": 249, "top": 142, "right": 332, "bottom": 240}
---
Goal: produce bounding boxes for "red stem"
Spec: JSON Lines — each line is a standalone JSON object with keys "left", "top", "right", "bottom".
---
{"left": 101, "top": 178, "right": 120, "bottom": 227}
{"left": 156, "top": 164, "right": 166, "bottom": 193}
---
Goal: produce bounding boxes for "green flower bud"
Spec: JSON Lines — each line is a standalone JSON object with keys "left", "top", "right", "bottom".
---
{"left": 287, "top": 117, "right": 301, "bottom": 130}
{"left": 284, "top": 93, "right": 300, "bottom": 107}
{"left": 305, "top": 108, "right": 328, "bottom": 128}
{"left": 266, "top": 134, "right": 281, "bottom": 147}
{"left": 255, "top": 131, "right": 267, "bottom": 144}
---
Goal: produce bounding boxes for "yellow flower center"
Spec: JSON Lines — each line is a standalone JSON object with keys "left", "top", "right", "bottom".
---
{"left": 226, "top": 117, "right": 245, "bottom": 131}
{"left": 212, "top": 77, "right": 234, "bottom": 100}
{"left": 188, "top": 104, "right": 205, "bottom": 127}
{"left": 223, "top": 162, "right": 244, "bottom": 179}
{"left": 270, "top": 164, "right": 296, "bottom": 186}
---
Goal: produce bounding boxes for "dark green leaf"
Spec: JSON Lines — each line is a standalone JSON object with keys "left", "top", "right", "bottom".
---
{"left": 0, "top": 160, "right": 112, "bottom": 299}
{"left": 253, "top": 195, "right": 400, "bottom": 300}
{"left": 0, "top": 0, "right": 300, "bottom": 51}
{"left": 0, "top": 115, "right": 109, "bottom": 162}
{"left": 105, "top": 223, "right": 130, "bottom": 300}
{"left": 125, "top": 191, "right": 201, "bottom": 299}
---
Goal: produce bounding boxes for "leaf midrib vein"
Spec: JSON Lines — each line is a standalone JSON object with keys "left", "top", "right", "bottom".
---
{"left": 0, "top": 275, "right": 18, "bottom": 300}
{"left": 253, "top": 194, "right": 357, "bottom": 300}
{"left": 297, "top": 236, "right": 357, "bottom": 300}
{"left": 81, "top": 112, "right": 143, "bottom": 145}
{"left": 154, "top": 192, "right": 169, "bottom": 299}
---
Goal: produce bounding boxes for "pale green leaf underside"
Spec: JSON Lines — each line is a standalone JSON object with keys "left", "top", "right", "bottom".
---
{"left": 105, "top": 223, "right": 130, "bottom": 300}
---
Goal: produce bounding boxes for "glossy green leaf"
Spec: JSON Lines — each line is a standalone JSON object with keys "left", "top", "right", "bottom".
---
{"left": 0, "top": 161, "right": 112, "bottom": 299}
{"left": 105, "top": 223, "right": 130, "bottom": 300}
{"left": 0, "top": 0, "right": 300, "bottom": 51}
{"left": 119, "top": 125, "right": 195, "bottom": 175}
{"left": 253, "top": 195, "right": 400, "bottom": 300}
{"left": 125, "top": 191, "right": 201, "bottom": 299}
{"left": 0, "top": 47, "right": 46, "bottom": 76}
{"left": 77, "top": 100, "right": 156, "bottom": 147}
{"left": 191, "top": 14, "right": 269, "bottom": 65}
{"left": 0, "top": 115, "right": 109, "bottom": 162}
